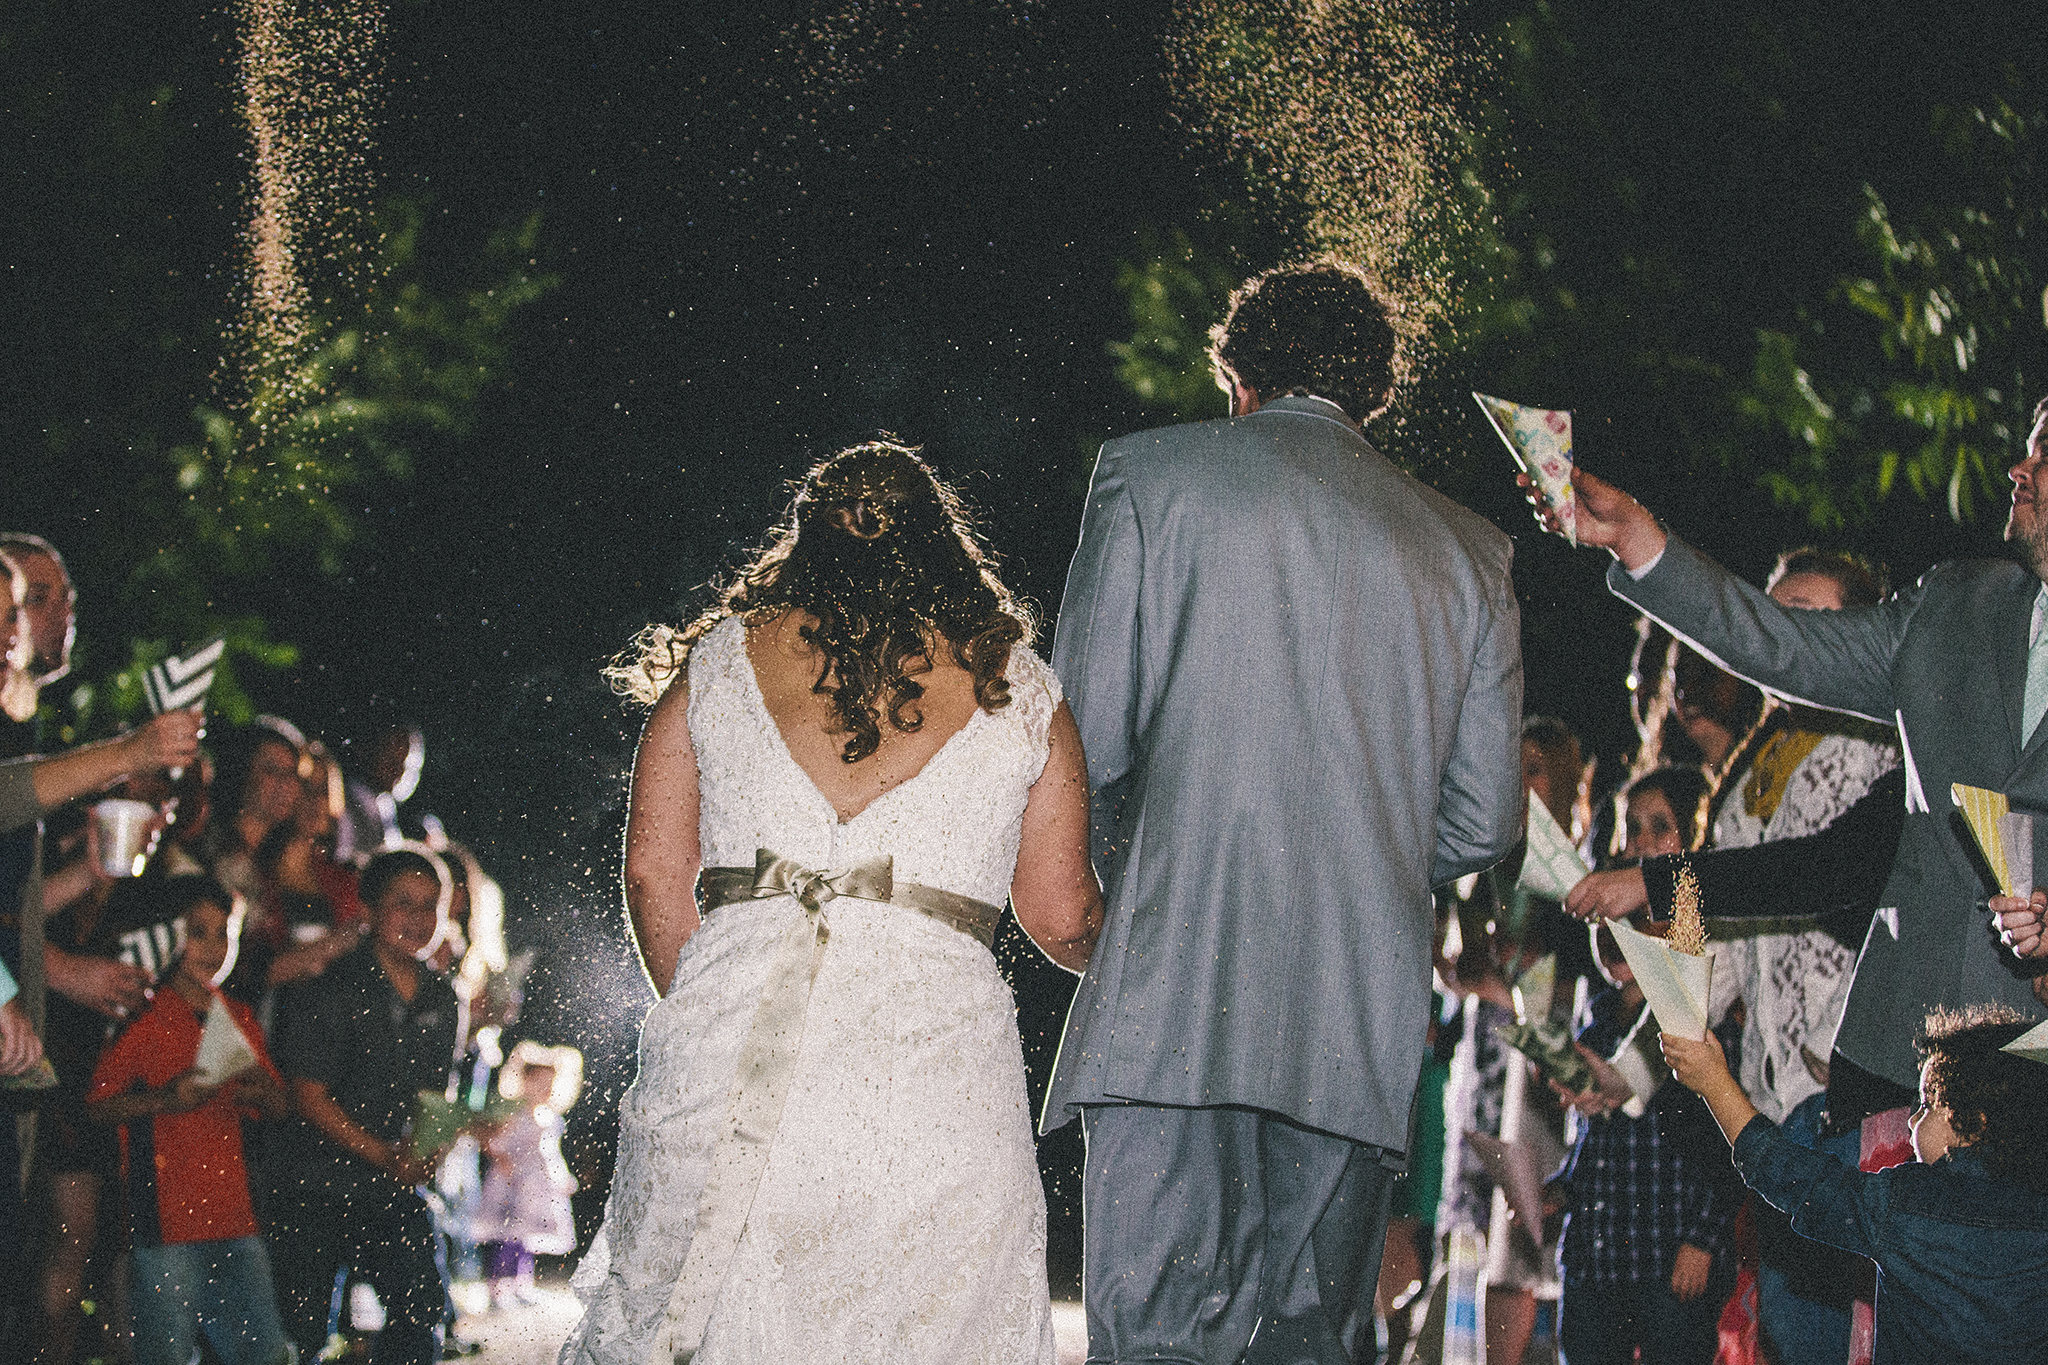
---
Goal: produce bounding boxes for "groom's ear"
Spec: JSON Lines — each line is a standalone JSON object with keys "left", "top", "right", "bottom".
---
{"left": 1228, "top": 378, "right": 1261, "bottom": 417}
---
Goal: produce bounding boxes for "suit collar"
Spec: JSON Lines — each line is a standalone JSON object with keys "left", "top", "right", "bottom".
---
{"left": 1252, "top": 394, "right": 1362, "bottom": 436}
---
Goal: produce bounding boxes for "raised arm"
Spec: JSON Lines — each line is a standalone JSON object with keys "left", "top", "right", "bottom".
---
{"left": 0, "top": 710, "right": 202, "bottom": 833}
{"left": 1615, "top": 534, "right": 1910, "bottom": 723}
{"left": 1011, "top": 702, "right": 1104, "bottom": 974}
{"left": 622, "top": 680, "right": 702, "bottom": 997}
{"left": 1431, "top": 558, "right": 1525, "bottom": 885}
{"left": 1531, "top": 467, "right": 1909, "bottom": 722}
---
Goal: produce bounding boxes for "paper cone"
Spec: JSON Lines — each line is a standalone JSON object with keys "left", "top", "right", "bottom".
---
{"left": 408, "top": 1090, "right": 523, "bottom": 1159}
{"left": 192, "top": 995, "right": 258, "bottom": 1087}
{"left": 1495, "top": 1019, "right": 1595, "bottom": 1096}
{"left": 1475, "top": 392, "right": 1576, "bottom": 545}
{"left": 1517, "top": 798, "right": 1591, "bottom": 902}
{"left": 2001, "top": 1018, "right": 2048, "bottom": 1065}
{"left": 1610, "top": 917, "right": 1714, "bottom": 1041}
{"left": 1952, "top": 783, "right": 2022, "bottom": 895}
{"left": 1466, "top": 1131, "right": 1549, "bottom": 1250}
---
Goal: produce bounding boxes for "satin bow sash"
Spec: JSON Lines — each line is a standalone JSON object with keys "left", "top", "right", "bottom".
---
{"left": 652, "top": 850, "right": 1000, "bottom": 1362}
{"left": 748, "top": 847, "right": 894, "bottom": 926}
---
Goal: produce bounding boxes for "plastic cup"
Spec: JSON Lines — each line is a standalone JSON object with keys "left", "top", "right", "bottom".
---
{"left": 92, "top": 799, "right": 157, "bottom": 878}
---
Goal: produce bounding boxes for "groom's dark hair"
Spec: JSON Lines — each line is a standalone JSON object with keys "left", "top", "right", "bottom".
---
{"left": 1209, "top": 261, "right": 1401, "bottom": 423}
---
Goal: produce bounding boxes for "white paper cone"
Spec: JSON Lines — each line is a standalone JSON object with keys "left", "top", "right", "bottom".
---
{"left": 1465, "top": 1131, "right": 1548, "bottom": 1251}
{"left": 192, "top": 996, "right": 257, "bottom": 1087}
{"left": 1610, "top": 918, "right": 1714, "bottom": 1041}
{"left": 1517, "top": 799, "right": 1591, "bottom": 903}
{"left": 1998, "top": 811, "right": 2034, "bottom": 896}
{"left": 2001, "top": 1018, "right": 2048, "bottom": 1066}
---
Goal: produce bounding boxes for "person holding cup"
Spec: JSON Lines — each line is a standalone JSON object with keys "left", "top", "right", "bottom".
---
{"left": 1, "top": 711, "right": 201, "bottom": 1362}
{"left": 0, "top": 709, "right": 204, "bottom": 1009}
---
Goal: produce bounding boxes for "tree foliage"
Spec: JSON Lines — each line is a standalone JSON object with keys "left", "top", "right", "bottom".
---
{"left": 1106, "top": 227, "right": 1235, "bottom": 427}
{"left": 1744, "top": 88, "right": 2047, "bottom": 528}
{"left": 67, "top": 200, "right": 555, "bottom": 738}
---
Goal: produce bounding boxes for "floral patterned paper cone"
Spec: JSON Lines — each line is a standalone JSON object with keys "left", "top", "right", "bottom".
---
{"left": 1475, "top": 391, "right": 1576, "bottom": 545}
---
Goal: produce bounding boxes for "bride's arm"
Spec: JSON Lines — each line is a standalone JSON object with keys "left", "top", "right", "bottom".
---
{"left": 623, "top": 679, "right": 702, "bottom": 997}
{"left": 1010, "top": 702, "right": 1104, "bottom": 975}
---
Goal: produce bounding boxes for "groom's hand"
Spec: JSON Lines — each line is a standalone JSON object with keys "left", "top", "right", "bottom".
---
{"left": 1518, "top": 467, "right": 1667, "bottom": 572}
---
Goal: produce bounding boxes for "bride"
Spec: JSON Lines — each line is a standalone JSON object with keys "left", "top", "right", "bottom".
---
{"left": 560, "top": 441, "right": 1103, "bottom": 1365}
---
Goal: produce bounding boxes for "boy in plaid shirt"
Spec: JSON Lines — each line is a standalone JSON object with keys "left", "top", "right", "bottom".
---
{"left": 1547, "top": 776, "right": 1740, "bottom": 1365}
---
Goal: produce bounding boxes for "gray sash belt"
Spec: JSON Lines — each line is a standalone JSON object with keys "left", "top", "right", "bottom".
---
{"left": 651, "top": 849, "right": 1002, "bottom": 1362}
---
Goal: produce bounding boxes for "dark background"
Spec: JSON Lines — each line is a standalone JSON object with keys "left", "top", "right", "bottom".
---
{"left": 4, "top": 0, "right": 2038, "bottom": 1288}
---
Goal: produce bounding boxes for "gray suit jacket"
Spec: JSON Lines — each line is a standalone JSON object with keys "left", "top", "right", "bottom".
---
{"left": 1041, "top": 396, "right": 1525, "bottom": 1150}
{"left": 1613, "top": 536, "right": 2048, "bottom": 1087}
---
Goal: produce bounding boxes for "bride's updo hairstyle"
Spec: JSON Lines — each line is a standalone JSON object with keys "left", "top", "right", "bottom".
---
{"left": 608, "top": 440, "right": 1034, "bottom": 763}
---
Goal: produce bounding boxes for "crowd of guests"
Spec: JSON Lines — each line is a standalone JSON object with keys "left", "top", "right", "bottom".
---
{"left": 1380, "top": 544, "right": 2048, "bottom": 1364}
{"left": 6, "top": 513, "right": 2046, "bottom": 1363}
{"left": 0, "top": 533, "right": 575, "bottom": 1365}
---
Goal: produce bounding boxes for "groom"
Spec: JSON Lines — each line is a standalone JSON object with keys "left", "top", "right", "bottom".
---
{"left": 1045, "top": 260, "right": 1524, "bottom": 1364}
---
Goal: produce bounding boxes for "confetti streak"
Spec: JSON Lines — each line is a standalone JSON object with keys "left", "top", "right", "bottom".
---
{"left": 231, "top": 0, "right": 386, "bottom": 416}
{"left": 1166, "top": 0, "right": 1495, "bottom": 377}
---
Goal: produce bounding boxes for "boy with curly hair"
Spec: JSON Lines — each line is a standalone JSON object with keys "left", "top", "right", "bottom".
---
{"left": 1662, "top": 1003, "right": 2048, "bottom": 1361}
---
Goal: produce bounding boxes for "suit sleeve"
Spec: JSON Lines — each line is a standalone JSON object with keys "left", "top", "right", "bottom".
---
{"left": 1431, "top": 553, "right": 1525, "bottom": 886}
{"left": 1051, "top": 444, "right": 1145, "bottom": 856}
{"left": 1610, "top": 535, "right": 1913, "bottom": 724}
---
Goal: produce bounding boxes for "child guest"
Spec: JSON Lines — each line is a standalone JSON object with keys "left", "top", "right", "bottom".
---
{"left": 1546, "top": 769, "right": 1737, "bottom": 1365}
{"left": 85, "top": 877, "right": 293, "bottom": 1365}
{"left": 266, "top": 847, "right": 466, "bottom": 1365}
{"left": 1663, "top": 1003, "right": 2048, "bottom": 1362}
{"left": 473, "top": 1041, "right": 581, "bottom": 1307}
{"left": 1548, "top": 921, "right": 1737, "bottom": 1364}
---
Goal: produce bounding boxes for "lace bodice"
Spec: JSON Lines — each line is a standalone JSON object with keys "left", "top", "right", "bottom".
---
{"left": 1711, "top": 722, "right": 1901, "bottom": 1122}
{"left": 686, "top": 614, "right": 1060, "bottom": 905}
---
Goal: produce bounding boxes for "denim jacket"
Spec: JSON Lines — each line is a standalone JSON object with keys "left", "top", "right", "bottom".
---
{"left": 1732, "top": 1115, "right": 2048, "bottom": 1362}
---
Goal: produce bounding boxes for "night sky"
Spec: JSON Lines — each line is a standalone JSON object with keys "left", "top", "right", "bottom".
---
{"left": 4, "top": 0, "right": 2038, "bottom": 1283}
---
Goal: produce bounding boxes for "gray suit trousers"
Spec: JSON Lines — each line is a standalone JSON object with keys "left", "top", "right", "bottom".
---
{"left": 1081, "top": 1104, "right": 1396, "bottom": 1365}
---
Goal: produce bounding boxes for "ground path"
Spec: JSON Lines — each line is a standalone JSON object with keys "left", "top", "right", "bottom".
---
{"left": 459, "top": 1281, "right": 1088, "bottom": 1364}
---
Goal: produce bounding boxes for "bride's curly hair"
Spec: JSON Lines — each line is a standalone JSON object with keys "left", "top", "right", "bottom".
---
{"left": 605, "top": 440, "right": 1035, "bottom": 763}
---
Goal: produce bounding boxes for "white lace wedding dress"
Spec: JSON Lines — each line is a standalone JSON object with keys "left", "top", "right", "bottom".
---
{"left": 561, "top": 615, "right": 1059, "bottom": 1365}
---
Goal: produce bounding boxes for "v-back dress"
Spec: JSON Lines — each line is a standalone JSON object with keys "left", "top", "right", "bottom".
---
{"left": 561, "top": 615, "right": 1059, "bottom": 1365}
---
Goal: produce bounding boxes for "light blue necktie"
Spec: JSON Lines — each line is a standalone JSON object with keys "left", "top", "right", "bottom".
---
{"left": 2024, "top": 587, "right": 2048, "bottom": 745}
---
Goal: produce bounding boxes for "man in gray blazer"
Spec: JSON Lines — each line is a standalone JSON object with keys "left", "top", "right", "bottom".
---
{"left": 1045, "top": 262, "right": 1524, "bottom": 1365}
{"left": 1532, "top": 434, "right": 2048, "bottom": 1118}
